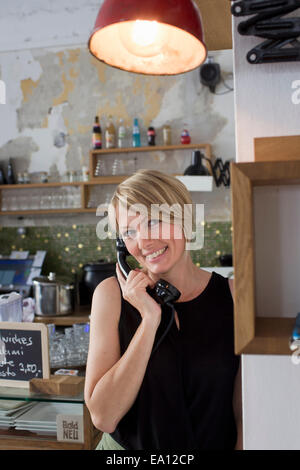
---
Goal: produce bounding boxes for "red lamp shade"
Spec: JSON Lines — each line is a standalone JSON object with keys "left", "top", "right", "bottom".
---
{"left": 88, "top": 0, "right": 207, "bottom": 75}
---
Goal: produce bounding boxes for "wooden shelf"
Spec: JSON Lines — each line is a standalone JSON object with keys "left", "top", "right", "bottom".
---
{"left": 88, "top": 175, "right": 128, "bottom": 184}
{"left": 34, "top": 306, "right": 91, "bottom": 326}
{"left": 90, "top": 143, "right": 211, "bottom": 155}
{"left": 0, "top": 144, "right": 213, "bottom": 216}
{"left": 254, "top": 135, "right": 300, "bottom": 163}
{"left": 0, "top": 208, "right": 90, "bottom": 216}
{"left": 238, "top": 318, "right": 294, "bottom": 355}
{"left": 0, "top": 180, "right": 124, "bottom": 189}
{"left": 0, "top": 182, "right": 84, "bottom": 190}
{"left": 231, "top": 157, "right": 300, "bottom": 355}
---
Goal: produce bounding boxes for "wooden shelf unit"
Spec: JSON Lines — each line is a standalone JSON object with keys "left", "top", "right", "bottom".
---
{"left": 0, "top": 143, "right": 212, "bottom": 216}
{"left": 89, "top": 143, "right": 212, "bottom": 182}
{"left": 90, "top": 143, "right": 211, "bottom": 155}
{"left": 0, "top": 181, "right": 107, "bottom": 215}
{"left": 231, "top": 157, "right": 300, "bottom": 355}
{"left": 34, "top": 305, "right": 91, "bottom": 326}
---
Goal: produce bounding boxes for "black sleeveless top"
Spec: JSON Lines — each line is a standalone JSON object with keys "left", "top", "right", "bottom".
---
{"left": 110, "top": 271, "right": 240, "bottom": 450}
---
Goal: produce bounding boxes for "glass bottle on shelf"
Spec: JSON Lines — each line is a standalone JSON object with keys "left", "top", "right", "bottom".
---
{"left": 7, "top": 159, "right": 15, "bottom": 184}
{"left": 163, "top": 123, "right": 172, "bottom": 145}
{"left": 23, "top": 172, "right": 30, "bottom": 184}
{"left": 118, "top": 118, "right": 126, "bottom": 148}
{"left": 0, "top": 166, "right": 7, "bottom": 185}
{"left": 17, "top": 172, "right": 24, "bottom": 184}
{"left": 105, "top": 115, "right": 116, "bottom": 149}
{"left": 132, "top": 118, "right": 141, "bottom": 147}
{"left": 147, "top": 125, "right": 156, "bottom": 146}
{"left": 92, "top": 116, "right": 102, "bottom": 149}
{"left": 81, "top": 166, "right": 89, "bottom": 182}
{"left": 181, "top": 125, "right": 191, "bottom": 145}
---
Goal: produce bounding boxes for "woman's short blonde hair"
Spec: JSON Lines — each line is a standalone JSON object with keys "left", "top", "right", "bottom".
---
{"left": 108, "top": 169, "right": 195, "bottom": 242}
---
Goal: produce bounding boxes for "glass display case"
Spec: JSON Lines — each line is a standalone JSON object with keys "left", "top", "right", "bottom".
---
{"left": 0, "top": 386, "right": 101, "bottom": 450}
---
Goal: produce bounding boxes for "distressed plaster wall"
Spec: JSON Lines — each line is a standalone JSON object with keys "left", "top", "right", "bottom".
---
{"left": 0, "top": 1, "right": 235, "bottom": 230}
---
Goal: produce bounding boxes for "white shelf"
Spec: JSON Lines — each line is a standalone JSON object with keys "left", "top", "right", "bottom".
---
{"left": 176, "top": 175, "right": 213, "bottom": 192}
{"left": 202, "top": 267, "right": 234, "bottom": 278}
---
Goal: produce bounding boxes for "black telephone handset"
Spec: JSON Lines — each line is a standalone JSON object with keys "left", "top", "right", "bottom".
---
{"left": 116, "top": 237, "right": 181, "bottom": 305}
{"left": 116, "top": 237, "right": 181, "bottom": 356}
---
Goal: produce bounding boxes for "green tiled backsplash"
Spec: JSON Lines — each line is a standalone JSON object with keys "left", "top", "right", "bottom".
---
{"left": 0, "top": 222, "right": 232, "bottom": 278}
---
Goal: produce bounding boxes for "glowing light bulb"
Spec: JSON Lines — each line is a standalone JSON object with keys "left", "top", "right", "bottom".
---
{"left": 131, "top": 20, "right": 158, "bottom": 47}
{"left": 118, "top": 20, "right": 169, "bottom": 58}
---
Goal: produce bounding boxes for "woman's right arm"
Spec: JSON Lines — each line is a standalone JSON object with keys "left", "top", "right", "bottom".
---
{"left": 84, "top": 275, "right": 160, "bottom": 434}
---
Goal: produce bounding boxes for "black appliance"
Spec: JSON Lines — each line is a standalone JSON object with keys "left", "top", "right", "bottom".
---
{"left": 79, "top": 259, "right": 116, "bottom": 305}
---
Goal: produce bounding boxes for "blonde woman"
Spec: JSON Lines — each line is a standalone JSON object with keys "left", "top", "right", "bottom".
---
{"left": 84, "top": 170, "right": 242, "bottom": 450}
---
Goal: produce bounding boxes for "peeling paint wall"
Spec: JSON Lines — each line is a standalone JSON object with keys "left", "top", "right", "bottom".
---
{"left": 0, "top": 1, "right": 235, "bottom": 228}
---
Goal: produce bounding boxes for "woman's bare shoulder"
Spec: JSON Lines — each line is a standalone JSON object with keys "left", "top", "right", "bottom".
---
{"left": 91, "top": 276, "right": 121, "bottom": 319}
{"left": 94, "top": 275, "right": 120, "bottom": 294}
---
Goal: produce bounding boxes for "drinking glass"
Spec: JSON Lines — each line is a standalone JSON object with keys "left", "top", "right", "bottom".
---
{"left": 111, "top": 159, "right": 125, "bottom": 175}
{"left": 1, "top": 197, "right": 8, "bottom": 211}
{"left": 74, "top": 188, "right": 81, "bottom": 208}
{"left": 73, "top": 323, "right": 90, "bottom": 364}
{"left": 50, "top": 336, "right": 66, "bottom": 368}
{"left": 10, "top": 196, "right": 18, "bottom": 211}
{"left": 123, "top": 158, "right": 136, "bottom": 175}
{"left": 94, "top": 159, "right": 107, "bottom": 177}
{"left": 64, "top": 327, "right": 81, "bottom": 366}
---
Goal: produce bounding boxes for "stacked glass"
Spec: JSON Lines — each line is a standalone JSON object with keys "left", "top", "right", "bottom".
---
{"left": 47, "top": 323, "right": 90, "bottom": 369}
{"left": 47, "top": 324, "right": 67, "bottom": 369}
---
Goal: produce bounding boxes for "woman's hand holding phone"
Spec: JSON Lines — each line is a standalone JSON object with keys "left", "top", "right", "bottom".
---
{"left": 115, "top": 263, "right": 162, "bottom": 327}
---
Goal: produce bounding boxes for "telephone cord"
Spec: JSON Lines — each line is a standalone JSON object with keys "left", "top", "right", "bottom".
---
{"left": 151, "top": 302, "right": 175, "bottom": 357}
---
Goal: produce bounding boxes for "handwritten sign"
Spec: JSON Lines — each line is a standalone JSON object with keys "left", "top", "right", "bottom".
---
{"left": 0, "top": 322, "right": 50, "bottom": 388}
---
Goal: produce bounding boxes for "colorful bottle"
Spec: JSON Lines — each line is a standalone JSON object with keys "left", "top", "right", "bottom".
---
{"left": 92, "top": 116, "right": 102, "bottom": 149}
{"left": 147, "top": 126, "right": 156, "bottom": 146}
{"left": 132, "top": 118, "right": 141, "bottom": 147}
{"left": 105, "top": 115, "right": 116, "bottom": 149}
{"left": 181, "top": 126, "right": 191, "bottom": 145}
{"left": 118, "top": 119, "right": 126, "bottom": 148}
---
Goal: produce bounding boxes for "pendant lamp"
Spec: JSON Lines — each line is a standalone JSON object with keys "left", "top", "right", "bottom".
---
{"left": 88, "top": 0, "right": 207, "bottom": 75}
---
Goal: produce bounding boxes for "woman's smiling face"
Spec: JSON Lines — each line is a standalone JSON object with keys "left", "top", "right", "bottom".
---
{"left": 117, "top": 204, "right": 186, "bottom": 275}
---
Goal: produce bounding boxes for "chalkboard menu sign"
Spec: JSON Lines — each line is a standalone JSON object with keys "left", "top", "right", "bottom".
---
{"left": 0, "top": 322, "right": 50, "bottom": 388}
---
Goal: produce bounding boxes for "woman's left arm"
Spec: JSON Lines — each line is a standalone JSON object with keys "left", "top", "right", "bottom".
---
{"left": 228, "top": 278, "right": 243, "bottom": 450}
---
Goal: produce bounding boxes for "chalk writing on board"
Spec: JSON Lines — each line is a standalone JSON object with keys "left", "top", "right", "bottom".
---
{"left": 0, "top": 329, "right": 44, "bottom": 381}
